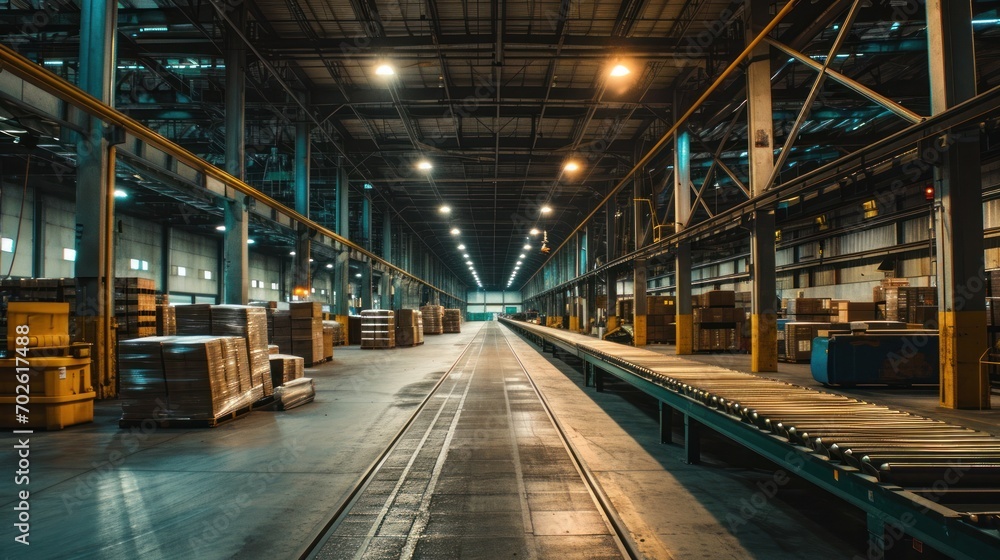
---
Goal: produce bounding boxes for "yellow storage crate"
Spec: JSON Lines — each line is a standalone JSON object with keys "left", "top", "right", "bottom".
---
{"left": 0, "top": 356, "right": 93, "bottom": 397}
{"left": 0, "top": 392, "right": 95, "bottom": 430}
{"left": 6, "top": 302, "right": 71, "bottom": 350}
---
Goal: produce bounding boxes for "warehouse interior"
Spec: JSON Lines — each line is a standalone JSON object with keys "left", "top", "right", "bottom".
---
{"left": 4, "top": 0, "right": 1000, "bottom": 558}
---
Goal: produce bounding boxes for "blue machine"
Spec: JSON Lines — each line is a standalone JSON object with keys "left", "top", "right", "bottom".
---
{"left": 810, "top": 332, "right": 939, "bottom": 386}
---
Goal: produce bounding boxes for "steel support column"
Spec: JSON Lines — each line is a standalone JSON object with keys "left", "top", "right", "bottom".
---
{"left": 634, "top": 258, "right": 647, "bottom": 346}
{"left": 222, "top": 2, "right": 248, "bottom": 305}
{"left": 747, "top": 0, "right": 777, "bottom": 372}
{"left": 75, "top": 0, "right": 117, "bottom": 398}
{"left": 361, "top": 261, "right": 373, "bottom": 310}
{"left": 675, "top": 130, "right": 693, "bottom": 354}
{"left": 332, "top": 162, "right": 350, "bottom": 317}
{"left": 294, "top": 106, "right": 311, "bottom": 298}
{"left": 927, "top": 0, "right": 989, "bottom": 409}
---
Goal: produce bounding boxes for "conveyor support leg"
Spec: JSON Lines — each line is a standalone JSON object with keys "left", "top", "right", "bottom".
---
{"left": 659, "top": 402, "right": 673, "bottom": 444}
{"left": 685, "top": 415, "right": 701, "bottom": 464}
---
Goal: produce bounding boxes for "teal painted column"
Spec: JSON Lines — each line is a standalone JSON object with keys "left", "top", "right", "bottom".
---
{"left": 675, "top": 130, "right": 693, "bottom": 355}
{"left": 75, "top": 0, "right": 117, "bottom": 398}
{"left": 294, "top": 107, "right": 312, "bottom": 298}
{"left": 222, "top": 1, "right": 248, "bottom": 304}
{"left": 332, "top": 162, "right": 350, "bottom": 316}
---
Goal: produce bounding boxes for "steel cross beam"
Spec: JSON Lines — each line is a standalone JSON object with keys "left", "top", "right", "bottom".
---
{"left": 765, "top": 37, "right": 923, "bottom": 125}
{"left": 764, "top": 0, "right": 863, "bottom": 191}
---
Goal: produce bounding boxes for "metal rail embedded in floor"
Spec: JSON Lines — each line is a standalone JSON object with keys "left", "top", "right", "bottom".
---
{"left": 501, "top": 318, "right": 1000, "bottom": 560}
{"left": 301, "top": 322, "right": 638, "bottom": 560}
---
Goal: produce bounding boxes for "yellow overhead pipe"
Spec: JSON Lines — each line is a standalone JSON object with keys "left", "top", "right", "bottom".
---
{"left": 0, "top": 42, "right": 464, "bottom": 303}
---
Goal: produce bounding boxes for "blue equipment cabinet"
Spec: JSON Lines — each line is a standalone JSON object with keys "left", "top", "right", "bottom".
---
{"left": 811, "top": 332, "right": 939, "bottom": 386}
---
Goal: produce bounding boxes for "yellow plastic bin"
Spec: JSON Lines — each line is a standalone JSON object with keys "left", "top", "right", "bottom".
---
{"left": 5, "top": 302, "right": 71, "bottom": 350}
{"left": 0, "top": 356, "right": 93, "bottom": 397}
{"left": 0, "top": 392, "right": 95, "bottom": 430}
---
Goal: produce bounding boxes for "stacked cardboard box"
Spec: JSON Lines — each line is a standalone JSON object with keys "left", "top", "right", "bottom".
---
{"left": 322, "top": 321, "right": 336, "bottom": 360}
{"left": 115, "top": 277, "right": 157, "bottom": 340}
{"left": 211, "top": 306, "right": 272, "bottom": 400}
{"left": 873, "top": 278, "right": 910, "bottom": 304}
{"left": 289, "top": 302, "right": 324, "bottom": 365}
{"left": 421, "top": 305, "right": 444, "bottom": 334}
{"left": 119, "top": 335, "right": 255, "bottom": 423}
{"left": 396, "top": 309, "right": 423, "bottom": 347}
{"left": 155, "top": 305, "right": 176, "bottom": 336}
{"left": 443, "top": 309, "right": 462, "bottom": 333}
{"left": 174, "top": 305, "right": 272, "bottom": 400}
{"left": 646, "top": 296, "right": 676, "bottom": 344}
{"left": 119, "top": 336, "right": 172, "bottom": 421}
{"left": 268, "top": 354, "right": 305, "bottom": 388}
{"left": 161, "top": 336, "right": 241, "bottom": 420}
{"left": 175, "top": 304, "right": 213, "bottom": 335}
{"left": 693, "top": 291, "right": 740, "bottom": 352}
{"left": 361, "top": 310, "right": 396, "bottom": 349}
{"left": 783, "top": 322, "right": 828, "bottom": 363}
{"left": 325, "top": 320, "right": 344, "bottom": 347}
{"left": 830, "top": 300, "right": 878, "bottom": 323}
{"left": 785, "top": 298, "right": 835, "bottom": 322}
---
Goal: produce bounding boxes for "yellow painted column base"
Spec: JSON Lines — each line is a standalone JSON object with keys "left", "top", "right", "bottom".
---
{"left": 939, "top": 310, "right": 990, "bottom": 409}
{"left": 634, "top": 314, "right": 646, "bottom": 347}
{"left": 569, "top": 316, "right": 580, "bottom": 332}
{"left": 676, "top": 314, "right": 693, "bottom": 355}
{"left": 607, "top": 316, "right": 619, "bottom": 335}
{"left": 751, "top": 314, "right": 778, "bottom": 373}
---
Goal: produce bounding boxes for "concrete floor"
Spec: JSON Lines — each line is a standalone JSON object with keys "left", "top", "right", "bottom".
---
{"left": 0, "top": 322, "right": 906, "bottom": 559}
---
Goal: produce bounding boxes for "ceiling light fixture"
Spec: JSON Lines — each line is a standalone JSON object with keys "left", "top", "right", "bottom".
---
{"left": 113, "top": 189, "right": 128, "bottom": 199}
{"left": 540, "top": 205, "right": 552, "bottom": 214}
{"left": 439, "top": 205, "right": 451, "bottom": 214}
{"left": 564, "top": 161, "right": 580, "bottom": 172}
{"left": 216, "top": 225, "right": 226, "bottom": 231}
{"left": 417, "top": 160, "right": 432, "bottom": 171}
{"left": 523, "top": 244, "right": 531, "bottom": 250}
{"left": 610, "top": 64, "right": 630, "bottom": 77}
{"left": 457, "top": 244, "right": 466, "bottom": 250}
{"left": 450, "top": 228, "right": 460, "bottom": 235}
{"left": 530, "top": 228, "right": 540, "bottom": 235}
{"left": 519, "top": 254, "right": 526, "bottom": 258}
{"left": 375, "top": 63, "right": 395, "bottom": 76}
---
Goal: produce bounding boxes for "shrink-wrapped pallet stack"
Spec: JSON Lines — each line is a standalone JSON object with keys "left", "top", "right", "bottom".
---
{"left": 692, "top": 291, "right": 741, "bottom": 352}
{"left": 420, "top": 305, "right": 444, "bottom": 335}
{"left": 119, "top": 335, "right": 256, "bottom": 424}
{"left": 211, "top": 305, "right": 272, "bottom": 400}
{"left": 155, "top": 305, "right": 176, "bottom": 336}
{"left": 290, "top": 302, "right": 325, "bottom": 365}
{"left": 268, "top": 354, "right": 305, "bottom": 388}
{"left": 115, "top": 277, "right": 157, "bottom": 340}
{"left": 173, "top": 304, "right": 272, "bottom": 399}
{"left": 322, "top": 321, "right": 336, "bottom": 360}
{"left": 361, "top": 310, "right": 395, "bottom": 349}
{"left": 443, "top": 309, "right": 462, "bottom": 333}
{"left": 396, "top": 309, "right": 423, "bottom": 347}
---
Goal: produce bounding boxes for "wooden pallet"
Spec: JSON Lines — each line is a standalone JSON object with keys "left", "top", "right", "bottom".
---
{"left": 118, "top": 402, "right": 255, "bottom": 429}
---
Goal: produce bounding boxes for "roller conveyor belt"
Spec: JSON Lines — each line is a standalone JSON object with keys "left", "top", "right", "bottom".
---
{"left": 502, "top": 318, "right": 1000, "bottom": 559}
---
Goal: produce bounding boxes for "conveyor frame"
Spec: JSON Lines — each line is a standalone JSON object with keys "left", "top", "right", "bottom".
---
{"left": 502, "top": 318, "right": 1000, "bottom": 560}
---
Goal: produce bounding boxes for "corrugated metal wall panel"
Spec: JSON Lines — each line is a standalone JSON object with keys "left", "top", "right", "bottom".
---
{"left": 813, "top": 268, "right": 836, "bottom": 286}
{"left": 835, "top": 225, "right": 894, "bottom": 256}
{"left": 837, "top": 265, "right": 870, "bottom": 284}
{"left": 901, "top": 257, "right": 932, "bottom": 277}
{"left": 903, "top": 216, "right": 931, "bottom": 243}
{"left": 776, "top": 247, "right": 795, "bottom": 266}
{"left": 984, "top": 200, "right": 1000, "bottom": 229}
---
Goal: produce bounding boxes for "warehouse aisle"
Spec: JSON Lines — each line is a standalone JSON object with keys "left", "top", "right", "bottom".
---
{"left": 3, "top": 321, "right": 869, "bottom": 559}
{"left": 311, "top": 322, "right": 625, "bottom": 559}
